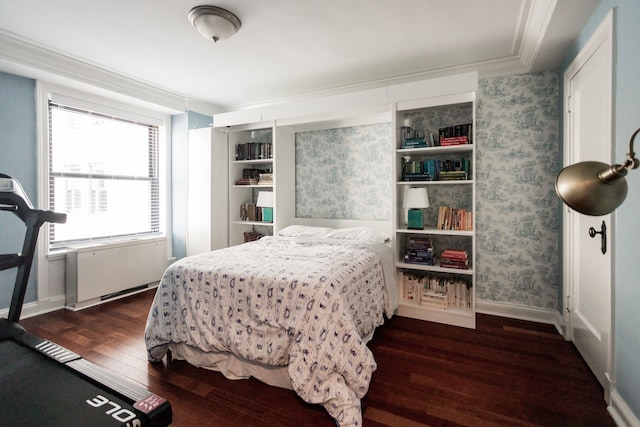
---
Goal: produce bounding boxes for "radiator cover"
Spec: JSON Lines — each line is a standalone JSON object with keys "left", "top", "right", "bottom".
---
{"left": 66, "top": 238, "right": 168, "bottom": 310}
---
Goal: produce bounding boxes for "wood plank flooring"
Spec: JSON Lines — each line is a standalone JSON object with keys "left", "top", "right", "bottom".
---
{"left": 19, "top": 290, "right": 614, "bottom": 426}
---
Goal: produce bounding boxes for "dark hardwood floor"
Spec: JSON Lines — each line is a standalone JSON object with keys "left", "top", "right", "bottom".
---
{"left": 19, "top": 290, "right": 614, "bottom": 426}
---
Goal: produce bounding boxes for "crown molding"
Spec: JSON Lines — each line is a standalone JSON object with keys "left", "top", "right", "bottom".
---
{"left": 229, "top": 54, "right": 528, "bottom": 111}
{"left": 0, "top": 30, "right": 220, "bottom": 115}
{"left": 518, "top": 0, "right": 557, "bottom": 71}
{"left": 0, "top": 0, "right": 553, "bottom": 114}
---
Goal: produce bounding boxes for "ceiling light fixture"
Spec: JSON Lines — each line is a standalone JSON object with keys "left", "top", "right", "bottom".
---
{"left": 555, "top": 127, "right": 640, "bottom": 216}
{"left": 188, "top": 5, "right": 241, "bottom": 42}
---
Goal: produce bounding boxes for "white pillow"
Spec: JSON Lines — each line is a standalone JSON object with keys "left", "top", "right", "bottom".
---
{"left": 325, "top": 227, "right": 390, "bottom": 244}
{"left": 277, "top": 225, "right": 334, "bottom": 238}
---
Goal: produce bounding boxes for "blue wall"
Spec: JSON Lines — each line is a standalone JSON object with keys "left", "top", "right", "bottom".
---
{"left": 559, "top": 0, "right": 640, "bottom": 418}
{"left": 0, "top": 71, "right": 37, "bottom": 308}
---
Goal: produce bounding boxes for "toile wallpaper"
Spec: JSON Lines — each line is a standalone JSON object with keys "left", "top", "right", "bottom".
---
{"left": 475, "top": 72, "right": 560, "bottom": 310}
{"left": 295, "top": 123, "right": 392, "bottom": 221}
{"left": 294, "top": 71, "right": 560, "bottom": 311}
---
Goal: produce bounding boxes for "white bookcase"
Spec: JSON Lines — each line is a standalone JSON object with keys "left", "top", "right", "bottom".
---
{"left": 212, "top": 122, "right": 295, "bottom": 246}
{"left": 393, "top": 92, "right": 477, "bottom": 328}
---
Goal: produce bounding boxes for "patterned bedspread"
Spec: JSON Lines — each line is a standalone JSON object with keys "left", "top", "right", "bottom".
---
{"left": 144, "top": 236, "right": 397, "bottom": 427}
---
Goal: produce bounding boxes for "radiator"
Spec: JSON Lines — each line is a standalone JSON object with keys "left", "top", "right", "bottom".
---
{"left": 66, "top": 237, "right": 168, "bottom": 310}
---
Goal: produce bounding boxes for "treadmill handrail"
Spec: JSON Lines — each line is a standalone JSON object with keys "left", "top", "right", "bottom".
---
{"left": 0, "top": 174, "right": 67, "bottom": 322}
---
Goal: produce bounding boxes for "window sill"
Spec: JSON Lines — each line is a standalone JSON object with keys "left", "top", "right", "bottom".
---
{"left": 47, "top": 235, "right": 167, "bottom": 261}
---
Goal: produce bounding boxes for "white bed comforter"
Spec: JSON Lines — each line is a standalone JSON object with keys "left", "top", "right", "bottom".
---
{"left": 144, "top": 236, "right": 397, "bottom": 427}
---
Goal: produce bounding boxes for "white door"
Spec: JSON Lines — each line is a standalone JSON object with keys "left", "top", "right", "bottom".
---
{"left": 562, "top": 12, "right": 613, "bottom": 399}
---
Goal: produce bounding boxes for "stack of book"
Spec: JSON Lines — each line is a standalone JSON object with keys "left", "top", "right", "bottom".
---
{"left": 404, "top": 236, "right": 434, "bottom": 265}
{"left": 402, "top": 137, "right": 427, "bottom": 149}
{"left": 235, "top": 177, "right": 258, "bottom": 185}
{"left": 258, "top": 173, "right": 273, "bottom": 185}
{"left": 243, "top": 231, "right": 263, "bottom": 242}
{"left": 440, "top": 248, "right": 469, "bottom": 270}
{"left": 236, "top": 168, "right": 268, "bottom": 185}
{"left": 400, "top": 126, "right": 437, "bottom": 148}
{"left": 439, "top": 170, "right": 468, "bottom": 181}
{"left": 439, "top": 123, "right": 472, "bottom": 145}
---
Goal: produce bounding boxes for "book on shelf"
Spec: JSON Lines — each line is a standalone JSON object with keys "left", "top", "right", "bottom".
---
{"left": 402, "top": 137, "right": 427, "bottom": 149}
{"left": 240, "top": 203, "right": 257, "bottom": 221}
{"left": 235, "top": 177, "right": 258, "bottom": 185}
{"left": 439, "top": 170, "right": 468, "bottom": 181}
{"left": 421, "top": 290, "right": 448, "bottom": 309}
{"left": 440, "top": 136, "right": 469, "bottom": 146}
{"left": 439, "top": 123, "right": 472, "bottom": 145}
{"left": 402, "top": 273, "right": 421, "bottom": 301}
{"left": 235, "top": 142, "right": 273, "bottom": 160}
{"left": 440, "top": 248, "right": 469, "bottom": 270}
{"left": 401, "top": 272, "right": 472, "bottom": 309}
{"left": 258, "top": 173, "right": 273, "bottom": 185}
{"left": 436, "top": 206, "right": 473, "bottom": 231}
{"left": 243, "top": 230, "right": 263, "bottom": 242}
{"left": 404, "top": 235, "right": 434, "bottom": 265}
{"left": 401, "top": 158, "right": 471, "bottom": 182}
{"left": 400, "top": 126, "right": 436, "bottom": 148}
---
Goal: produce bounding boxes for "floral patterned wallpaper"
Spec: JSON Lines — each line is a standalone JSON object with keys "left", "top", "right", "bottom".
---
{"left": 294, "top": 71, "right": 560, "bottom": 311}
{"left": 475, "top": 72, "right": 560, "bottom": 310}
{"left": 295, "top": 123, "right": 392, "bottom": 220}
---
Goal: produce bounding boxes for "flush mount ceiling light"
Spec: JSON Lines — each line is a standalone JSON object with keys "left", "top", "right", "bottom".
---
{"left": 188, "top": 5, "right": 241, "bottom": 42}
{"left": 555, "top": 127, "right": 640, "bottom": 216}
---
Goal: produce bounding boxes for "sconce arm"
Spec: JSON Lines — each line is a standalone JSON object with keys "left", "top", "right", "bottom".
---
{"left": 624, "top": 127, "right": 640, "bottom": 170}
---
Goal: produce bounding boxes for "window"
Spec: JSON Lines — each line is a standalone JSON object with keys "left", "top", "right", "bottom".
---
{"left": 47, "top": 97, "right": 163, "bottom": 248}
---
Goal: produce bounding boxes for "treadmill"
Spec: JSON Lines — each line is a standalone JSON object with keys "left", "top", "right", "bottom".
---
{"left": 0, "top": 174, "right": 172, "bottom": 426}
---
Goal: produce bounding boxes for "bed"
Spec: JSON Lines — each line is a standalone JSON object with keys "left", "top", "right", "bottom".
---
{"left": 144, "top": 224, "right": 397, "bottom": 427}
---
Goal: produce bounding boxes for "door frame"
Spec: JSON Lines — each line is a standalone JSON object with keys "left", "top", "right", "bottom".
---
{"left": 561, "top": 9, "right": 614, "bottom": 401}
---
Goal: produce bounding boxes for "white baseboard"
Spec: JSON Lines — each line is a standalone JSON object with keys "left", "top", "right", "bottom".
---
{"left": 0, "top": 295, "right": 66, "bottom": 320}
{"left": 476, "top": 299, "right": 565, "bottom": 336}
{"left": 609, "top": 390, "right": 640, "bottom": 427}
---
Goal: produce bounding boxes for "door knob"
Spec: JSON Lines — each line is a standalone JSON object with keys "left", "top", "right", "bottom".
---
{"left": 588, "top": 220, "right": 607, "bottom": 255}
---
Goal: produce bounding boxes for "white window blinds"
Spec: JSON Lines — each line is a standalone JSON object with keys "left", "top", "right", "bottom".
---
{"left": 48, "top": 99, "right": 161, "bottom": 247}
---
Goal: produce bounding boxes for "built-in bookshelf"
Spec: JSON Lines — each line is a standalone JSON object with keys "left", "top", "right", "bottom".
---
{"left": 210, "top": 121, "right": 296, "bottom": 247}
{"left": 226, "top": 126, "right": 276, "bottom": 246}
{"left": 393, "top": 91, "right": 477, "bottom": 328}
{"left": 211, "top": 72, "right": 478, "bottom": 328}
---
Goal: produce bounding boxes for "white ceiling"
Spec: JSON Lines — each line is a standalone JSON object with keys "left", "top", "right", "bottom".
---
{"left": 0, "top": 0, "right": 600, "bottom": 114}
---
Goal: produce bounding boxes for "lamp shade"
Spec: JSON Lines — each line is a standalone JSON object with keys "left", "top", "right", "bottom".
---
{"left": 256, "top": 191, "right": 273, "bottom": 208}
{"left": 555, "top": 126, "right": 640, "bottom": 216}
{"left": 189, "top": 5, "right": 241, "bottom": 42}
{"left": 403, "top": 187, "right": 429, "bottom": 209}
{"left": 555, "top": 161, "right": 628, "bottom": 216}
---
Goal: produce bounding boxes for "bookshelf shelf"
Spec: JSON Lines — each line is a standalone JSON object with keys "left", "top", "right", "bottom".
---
{"left": 393, "top": 90, "right": 477, "bottom": 329}
{"left": 396, "top": 144, "right": 472, "bottom": 155}
{"left": 395, "top": 227, "right": 473, "bottom": 236}
{"left": 230, "top": 220, "right": 273, "bottom": 227}
{"left": 231, "top": 159, "right": 273, "bottom": 166}
{"left": 396, "top": 261, "right": 474, "bottom": 275}
{"left": 396, "top": 180, "right": 473, "bottom": 185}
